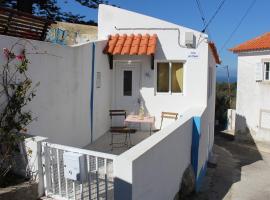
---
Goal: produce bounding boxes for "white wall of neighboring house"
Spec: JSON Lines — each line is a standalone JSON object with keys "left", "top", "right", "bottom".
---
{"left": 236, "top": 51, "right": 270, "bottom": 141}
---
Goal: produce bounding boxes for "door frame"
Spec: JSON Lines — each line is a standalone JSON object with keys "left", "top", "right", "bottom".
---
{"left": 112, "top": 60, "right": 142, "bottom": 110}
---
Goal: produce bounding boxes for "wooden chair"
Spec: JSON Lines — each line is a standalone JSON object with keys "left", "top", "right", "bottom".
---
{"left": 153, "top": 112, "right": 178, "bottom": 133}
{"left": 109, "top": 110, "right": 137, "bottom": 150}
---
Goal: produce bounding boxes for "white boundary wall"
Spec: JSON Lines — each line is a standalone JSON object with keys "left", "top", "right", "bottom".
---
{"left": 114, "top": 107, "right": 205, "bottom": 200}
{"left": 0, "top": 35, "right": 111, "bottom": 147}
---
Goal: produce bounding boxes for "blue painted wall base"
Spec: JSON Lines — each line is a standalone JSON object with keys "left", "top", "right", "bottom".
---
{"left": 191, "top": 116, "right": 208, "bottom": 192}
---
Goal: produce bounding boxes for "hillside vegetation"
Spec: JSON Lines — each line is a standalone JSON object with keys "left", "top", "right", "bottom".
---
{"left": 215, "top": 82, "right": 237, "bottom": 130}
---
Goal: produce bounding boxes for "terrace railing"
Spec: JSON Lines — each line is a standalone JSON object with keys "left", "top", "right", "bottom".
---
{"left": 42, "top": 142, "right": 116, "bottom": 200}
{"left": 0, "top": 7, "right": 54, "bottom": 41}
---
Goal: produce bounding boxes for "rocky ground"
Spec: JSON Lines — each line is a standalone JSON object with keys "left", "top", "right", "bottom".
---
{"left": 190, "top": 133, "right": 270, "bottom": 200}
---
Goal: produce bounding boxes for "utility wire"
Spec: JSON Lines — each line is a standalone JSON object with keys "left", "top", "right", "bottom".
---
{"left": 195, "top": 0, "right": 212, "bottom": 39}
{"left": 202, "top": 0, "right": 227, "bottom": 33}
{"left": 219, "top": 0, "right": 257, "bottom": 53}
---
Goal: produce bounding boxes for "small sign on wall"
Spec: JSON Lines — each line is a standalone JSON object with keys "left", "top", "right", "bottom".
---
{"left": 96, "top": 72, "right": 101, "bottom": 88}
{"left": 187, "top": 51, "right": 199, "bottom": 59}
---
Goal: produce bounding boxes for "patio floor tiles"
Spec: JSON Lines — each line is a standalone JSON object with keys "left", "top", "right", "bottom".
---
{"left": 84, "top": 131, "right": 152, "bottom": 155}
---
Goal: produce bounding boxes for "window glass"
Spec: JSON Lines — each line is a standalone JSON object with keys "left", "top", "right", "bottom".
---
{"left": 123, "top": 70, "right": 132, "bottom": 96}
{"left": 171, "top": 63, "right": 183, "bottom": 93}
{"left": 157, "top": 63, "right": 169, "bottom": 92}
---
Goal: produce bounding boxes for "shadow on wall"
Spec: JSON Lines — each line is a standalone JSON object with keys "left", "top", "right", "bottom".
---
{"left": 114, "top": 178, "right": 132, "bottom": 200}
{"left": 190, "top": 114, "right": 263, "bottom": 200}
{"left": 234, "top": 114, "right": 255, "bottom": 143}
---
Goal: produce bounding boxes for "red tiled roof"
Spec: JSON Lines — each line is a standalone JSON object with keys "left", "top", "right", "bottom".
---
{"left": 209, "top": 42, "right": 221, "bottom": 64}
{"left": 103, "top": 34, "right": 157, "bottom": 55}
{"left": 230, "top": 32, "right": 270, "bottom": 53}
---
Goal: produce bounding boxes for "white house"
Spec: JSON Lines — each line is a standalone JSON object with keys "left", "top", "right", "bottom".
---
{"left": 0, "top": 5, "right": 220, "bottom": 200}
{"left": 230, "top": 32, "right": 270, "bottom": 142}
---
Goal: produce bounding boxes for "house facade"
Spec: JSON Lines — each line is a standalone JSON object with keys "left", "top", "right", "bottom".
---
{"left": 230, "top": 32, "right": 270, "bottom": 141}
{"left": 0, "top": 5, "right": 220, "bottom": 200}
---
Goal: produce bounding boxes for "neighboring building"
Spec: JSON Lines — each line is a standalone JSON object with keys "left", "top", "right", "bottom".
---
{"left": 46, "top": 21, "right": 98, "bottom": 45}
{"left": 230, "top": 32, "right": 270, "bottom": 141}
{"left": 0, "top": 5, "right": 220, "bottom": 200}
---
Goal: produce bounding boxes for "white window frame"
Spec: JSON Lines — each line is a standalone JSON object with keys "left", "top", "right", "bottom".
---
{"left": 155, "top": 60, "right": 185, "bottom": 95}
{"left": 263, "top": 62, "right": 270, "bottom": 81}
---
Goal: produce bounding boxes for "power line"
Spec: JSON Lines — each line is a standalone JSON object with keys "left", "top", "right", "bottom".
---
{"left": 202, "top": 0, "right": 227, "bottom": 33}
{"left": 195, "top": 0, "right": 212, "bottom": 39}
{"left": 219, "top": 0, "right": 257, "bottom": 53}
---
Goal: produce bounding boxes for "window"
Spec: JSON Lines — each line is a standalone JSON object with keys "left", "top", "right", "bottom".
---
{"left": 156, "top": 62, "right": 184, "bottom": 93}
{"left": 157, "top": 63, "right": 169, "bottom": 92}
{"left": 264, "top": 62, "right": 270, "bottom": 81}
{"left": 123, "top": 70, "right": 132, "bottom": 96}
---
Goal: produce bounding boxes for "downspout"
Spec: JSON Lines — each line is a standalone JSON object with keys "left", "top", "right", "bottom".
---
{"left": 90, "top": 42, "right": 96, "bottom": 143}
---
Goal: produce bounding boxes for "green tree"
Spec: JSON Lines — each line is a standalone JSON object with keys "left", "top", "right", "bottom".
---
{"left": 0, "top": 0, "right": 113, "bottom": 25}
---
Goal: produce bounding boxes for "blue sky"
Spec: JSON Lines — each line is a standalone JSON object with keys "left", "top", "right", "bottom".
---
{"left": 59, "top": 0, "right": 270, "bottom": 81}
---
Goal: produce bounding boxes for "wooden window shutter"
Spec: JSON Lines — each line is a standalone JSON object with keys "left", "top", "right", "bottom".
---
{"left": 255, "top": 62, "right": 263, "bottom": 82}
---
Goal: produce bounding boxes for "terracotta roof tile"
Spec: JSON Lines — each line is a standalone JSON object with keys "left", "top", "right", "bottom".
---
{"left": 121, "top": 34, "right": 134, "bottom": 55}
{"left": 138, "top": 34, "right": 150, "bottom": 55}
{"left": 230, "top": 32, "right": 270, "bottom": 53}
{"left": 147, "top": 34, "right": 157, "bottom": 55}
{"left": 104, "top": 33, "right": 157, "bottom": 55}
{"left": 130, "top": 34, "right": 142, "bottom": 55}
{"left": 103, "top": 34, "right": 119, "bottom": 54}
{"left": 113, "top": 34, "right": 127, "bottom": 55}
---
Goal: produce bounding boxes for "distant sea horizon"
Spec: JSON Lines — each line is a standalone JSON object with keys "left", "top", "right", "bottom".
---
{"left": 216, "top": 75, "right": 237, "bottom": 83}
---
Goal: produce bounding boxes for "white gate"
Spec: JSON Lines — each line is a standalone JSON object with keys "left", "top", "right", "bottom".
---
{"left": 42, "top": 142, "right": 116, "bottom": 200}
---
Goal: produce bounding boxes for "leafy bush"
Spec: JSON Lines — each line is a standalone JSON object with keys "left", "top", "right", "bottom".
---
{"left": 215, "top": 82, "right": 237, "bottom": 130}
{"left": 0, "top": 43, "right": 39, "bottom": 185}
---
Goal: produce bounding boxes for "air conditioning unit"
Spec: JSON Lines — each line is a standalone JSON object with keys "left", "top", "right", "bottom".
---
{"left": 185, "top": 32, "right": 196, "bottom": 48}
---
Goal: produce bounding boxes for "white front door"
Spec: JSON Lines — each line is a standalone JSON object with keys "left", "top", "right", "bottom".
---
{"left": 115, "top": 62, "right": 141, "bottom": 115}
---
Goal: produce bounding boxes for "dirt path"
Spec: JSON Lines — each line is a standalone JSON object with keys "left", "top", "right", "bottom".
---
{"left": 190, "top": 135, "right": 270, "bottom": 200}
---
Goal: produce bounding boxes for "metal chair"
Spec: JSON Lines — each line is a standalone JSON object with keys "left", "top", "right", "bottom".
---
{"left": 109, "top": 110, "right": 137, "bottom": 150}
{"left": 153, "top": 112, "right": 178, "bottom": 133}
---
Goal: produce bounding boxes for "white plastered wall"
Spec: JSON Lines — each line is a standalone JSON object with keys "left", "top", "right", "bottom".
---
{"left": 98, "top": 5, "right": 210, "bottom": 129}
{"left": 236, "top": 51, "right": 270, "bottom": 141}
{"left": 92, "top": 40, "right": 112, "bottom": 141}
{"left": 0, "top": 35, "right": 96, "bottom": 147}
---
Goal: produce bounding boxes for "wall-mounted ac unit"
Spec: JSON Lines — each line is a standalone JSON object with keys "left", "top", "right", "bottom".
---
{"left": 185, "top": 32, "right": 196, "bottom": 48}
